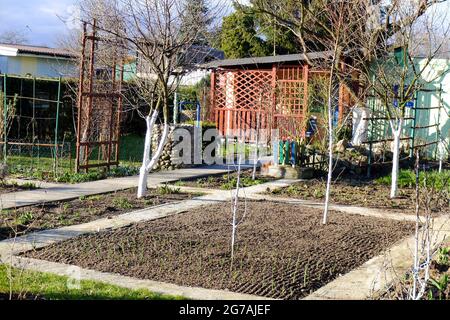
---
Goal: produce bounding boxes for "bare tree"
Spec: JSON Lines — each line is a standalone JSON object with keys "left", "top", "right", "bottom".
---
{"left": 366, "top": 1, "right": 450, "bottom": 198}
{"left": 0, "top": 30, "right": 28, "bottom": 44}
{"left": 250, "top": 0, "right": 449, "bottom": 212}
{"left": 79, "top": 0, "right": 222, "bottom": 197}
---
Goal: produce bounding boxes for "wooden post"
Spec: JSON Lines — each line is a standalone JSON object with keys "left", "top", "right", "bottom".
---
{"left": 271, "top": 64, "right": 277, "bottom": 133}
{"left": 84, "top": 19, "right": 97, "bottom": 172}
{"left": 303, "top": 64, "right": 309, "bottom": 137}
{"left": 338, "top": 83, "right": 344, "bottom": 124}
{"left": 76, "top": 22, "right": 87, "bottom": 173}
{"left": 2, "top": 74, "right": 7, "bottom": 163}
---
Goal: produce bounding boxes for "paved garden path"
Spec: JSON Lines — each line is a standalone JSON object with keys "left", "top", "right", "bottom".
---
{"left": 0, "top": 164, "right": 255, "bottom": 210}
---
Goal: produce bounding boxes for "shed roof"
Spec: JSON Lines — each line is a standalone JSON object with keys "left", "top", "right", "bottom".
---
{"left": 201, "top": 51, "right": 333, "bottom": 69}
{"left": 0, "top": 43, "right": 76, "bottom": 59}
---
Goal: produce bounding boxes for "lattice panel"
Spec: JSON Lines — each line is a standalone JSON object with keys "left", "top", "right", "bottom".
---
{"left": 214, "top": 70, "right": 272, "bottom": 140}
{"left": 211, "top": 66, "right": 309, "bottom": 141}
{"left": 275, "top": 115, "right": 306, "bottom": 140}
{"left": 277, "top": 66, "right": 305, "bottom": 81}
{"left": 214, "top": 70, "right": 272, "bottom": 110}
{"left": 275, "top": 80, "right": 307, "bottom": 116}
{"left": 275, "top": 67, "right": 307, "bottom": 139}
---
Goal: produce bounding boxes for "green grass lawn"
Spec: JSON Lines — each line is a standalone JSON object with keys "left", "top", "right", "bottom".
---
{"left": 376, "top": 169, "right": 450, "bottom": 191}
{"left": 0, "top": 264, "right": 182, "bottom": 300}
{"left": 4, "top": 134, "right": 144, "bottom": 183}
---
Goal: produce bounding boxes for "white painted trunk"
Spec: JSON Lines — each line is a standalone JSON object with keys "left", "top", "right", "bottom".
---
{"left": 390, "top": 120, "right": 402, "bottom": 199}
{"left": 322, "top": 106, "right": 334, "bottom": 225}
{"left": 137, "top": 111, "right": 158, "bottom": 198}
{"left": 146, "top": 124, "right": 169, "bottom": 172}
{"left": 322, "top": 74, "right": 334, "bottom": 225}
{"left": 438, "top": 140, "right": 444, "bottom": 173}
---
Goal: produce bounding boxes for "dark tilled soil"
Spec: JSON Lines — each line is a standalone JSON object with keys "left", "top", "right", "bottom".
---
{"left": 171, "top": 169, "right": 276, "bottom": 190}
{"left": 0, "top": 183, "right": 37, "bottom": 195}
{"left": 267, "top": 179, "right": 448, "bottom": 214}
{"left": 25, "top": 200, "right": 415, "bottom": 300}
{"left": 0, "top": 187, "right": 200, "bottom": 241}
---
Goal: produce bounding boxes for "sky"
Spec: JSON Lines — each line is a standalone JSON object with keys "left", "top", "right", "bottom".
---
{"left": 0, "top": 0, "right": 449, "bottom": 48}
{"left": 0, "top": 0, "right": 237, "bottom": 47}
{"left": 0, "top": 0, "right": 79, "bottom": 47}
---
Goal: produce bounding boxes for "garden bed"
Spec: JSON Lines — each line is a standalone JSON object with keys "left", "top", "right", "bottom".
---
{"left": 171, "top": 169, "right": 276, "bottom": 190}
{"left": 383, "top": 241, "right": 450, "bottom": 300}
{"left": 0, "top": 182, "right": 38, "bottom": 195}
{"left": 266, "top": 178, "right": 448, "bottom": 214}
{"left": 24, "top": 200, "right": 415, "bottom": 299}
{"left": 0, "top": 186, "right": 200, "bottom": 241}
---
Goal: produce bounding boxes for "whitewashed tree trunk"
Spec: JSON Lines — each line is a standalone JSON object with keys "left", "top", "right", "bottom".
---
{"left": 412, "top": 151, "right": 420, "bottom": 299}
{"left": 137, "top": 111, "right": 158, "bottom": 198}
{"left": 322, "top": 92, "right": 334, "bottom": 225}
{"left": 438, "top": 139, "right": 444, "bottom": 173}
{"left": 137, "top": 110, "right": 169, "bottom": 198}
{"left": 389, "top": 119, "right": 403, "bottom": 199}
{"left": 322, "top": 51, "right": 336, "bottom": 225}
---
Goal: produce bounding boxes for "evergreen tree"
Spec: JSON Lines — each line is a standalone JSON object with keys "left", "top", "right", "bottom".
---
{"left": 220, "top": 6, "right": 269, "bottom": 59}
{"left": 180, "top": 0, "right": 212, "bottom": 46}
{"left": 257, "top": 15, "right": 300, "bottom": 55}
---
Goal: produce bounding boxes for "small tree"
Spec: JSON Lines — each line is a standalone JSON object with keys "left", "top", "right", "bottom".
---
{"left": 80, "top": 0, "right": 219, "bottom": 197}
{"left": 367, "top": 1, "right": 450, "bottom": 198}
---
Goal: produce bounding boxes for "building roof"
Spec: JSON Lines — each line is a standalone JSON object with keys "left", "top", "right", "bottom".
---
{"left": 0, "top": 43, "right": 76, "bottom": 59}
{"left": 201, "top": 51, "right": 333, "bottom": 69}
{"left": 184, "top": 45, "right": 225, "bottom": 65}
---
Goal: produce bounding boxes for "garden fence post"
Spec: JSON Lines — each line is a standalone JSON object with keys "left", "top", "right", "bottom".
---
{"left": 2, "top": 74, "right": 8, "bottom": 164}
{"left": 54, "top": 77, "right": 62, "bottom": 174}
{"left": 410, "top": 90, "right": 419, "bottom": 158}
{"left": 434, "top": 84, "right": 442, "bottom": 161}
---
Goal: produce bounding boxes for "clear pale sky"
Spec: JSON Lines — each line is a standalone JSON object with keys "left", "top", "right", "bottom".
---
{"left": 0, "top": 0, "right": 448, "bottom": 48}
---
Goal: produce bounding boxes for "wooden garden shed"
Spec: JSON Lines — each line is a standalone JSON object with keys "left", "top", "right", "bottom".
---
{"left": 203, "top": 51, "right": 354, "bottom": 141}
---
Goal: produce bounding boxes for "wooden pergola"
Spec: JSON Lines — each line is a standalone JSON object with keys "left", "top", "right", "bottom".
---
{"left": 204, "top": 52, "right": 353, "bottom": 141}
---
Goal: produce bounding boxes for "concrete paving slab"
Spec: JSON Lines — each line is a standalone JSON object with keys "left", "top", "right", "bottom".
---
{"left": 0, "top": 164, "right": 254, "bottom": 210}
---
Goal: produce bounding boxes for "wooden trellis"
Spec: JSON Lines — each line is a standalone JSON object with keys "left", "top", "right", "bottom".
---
{"left": 274, "top": 65, "right": 309, "bottom": 140}
{"left": 211, "top": 65, "right": 310, "bottom": 141}
{"left": 212, "top": 69, "right": 273, "bottom": 141}
{"left": 76, "top": 20, "right": 125, "bottom": 173}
